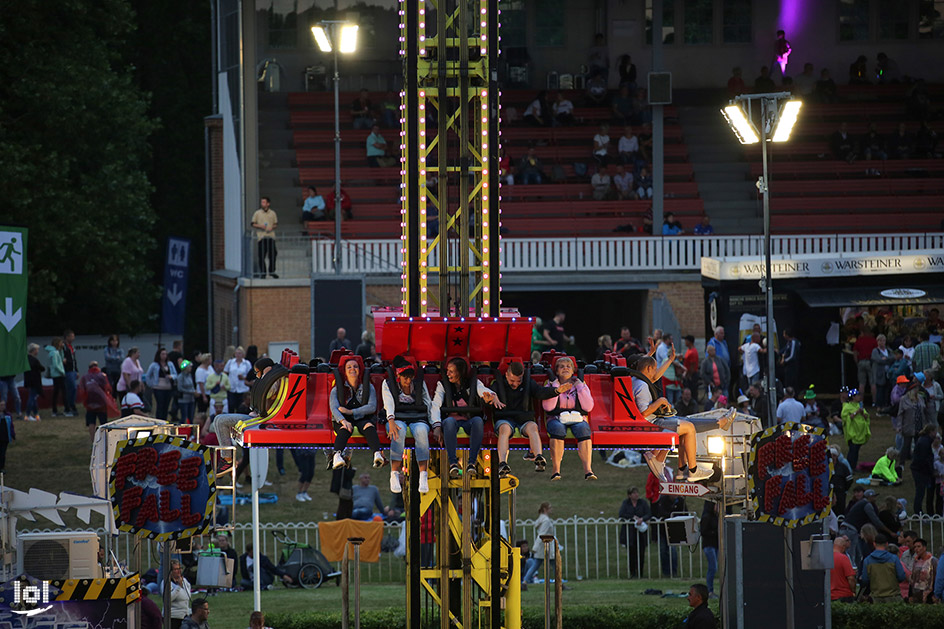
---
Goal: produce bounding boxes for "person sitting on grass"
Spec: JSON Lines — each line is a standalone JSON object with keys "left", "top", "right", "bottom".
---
{"left": 632, "top": 355, "right": 735, "bottom": 482}
{"left": 492, "top": 360, "right": 561, "bottom": 477}
{"left": 871, "top": 447, "right": 901, "bottom": 485}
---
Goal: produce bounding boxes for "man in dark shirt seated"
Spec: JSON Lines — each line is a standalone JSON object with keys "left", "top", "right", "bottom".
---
{"left": 685, "top": 583, "right": 716, "bottom": 628}
{"left": 239, "top": 543, "right": 293, "bottom": 590}
{"left": 493, "top": 361, "right": 563, "bottom": 476}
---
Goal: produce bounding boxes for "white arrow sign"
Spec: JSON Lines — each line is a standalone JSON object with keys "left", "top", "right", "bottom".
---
{"left": 660, "top": 481, "right": 712, "bottom": 497}
{"left": 167, "top": 284, "right": 183, "bottom": 306}
{"left": 0, "top": 296, "right": 22, "bottom": 332}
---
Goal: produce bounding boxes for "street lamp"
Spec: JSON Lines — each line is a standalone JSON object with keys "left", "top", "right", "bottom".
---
{"left": 721, "top": 92, "right": 801, "bottom": 425}
{"left": 311, "top": 21, "right": 359, "bottom": 274}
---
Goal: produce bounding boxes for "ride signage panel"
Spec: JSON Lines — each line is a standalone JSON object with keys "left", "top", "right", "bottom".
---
{"left": 660, "top": 481, "right": 712, "bottom": 497}
{"left": 747, "top": 422, "right": 832, "bottom": 528}
{"left": 109, "top": 435, "right": 216, "bottom": 541}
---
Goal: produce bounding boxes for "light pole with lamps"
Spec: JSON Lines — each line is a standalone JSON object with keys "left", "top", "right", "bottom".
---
{"left": 721, "top": 92, "right": 801, "bottom": 425}
{"left": 311, "top": 21, "right": 359, "bottom": 274}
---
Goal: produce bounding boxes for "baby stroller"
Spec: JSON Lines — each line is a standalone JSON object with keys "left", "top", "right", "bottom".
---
{"left": 272, "top": 530, "right": 341, "bottom": 588}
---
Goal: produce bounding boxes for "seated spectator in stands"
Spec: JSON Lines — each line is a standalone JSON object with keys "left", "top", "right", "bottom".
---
{"left": 592, "top": 124, "right": 612, "bottom": 166}
{"left": 636, "top": 167, "right": 653, "bottom": 199}
{"left": 518, "top": 147, "right": 544, "bottom": 185}
{"left": 325, "top": 185, "right": 353, "bottom": 220}
{"left": 831, "top": 122, "right": 858, "bottom": 164}
{"left": 523, "top": 91, "right": 549, "bottom": 126}
{"left": 499, "top": 147, "right": 515, "bottom": 186}
{"left": 587, "top": 33, "right": 610, "bottom": 80}
{"left": 586, "top": 74, "right": 608, "bottom": 106}
{"left": 631, "top": 88, "right": 652, "bottom": 125}
{"left": 613, "top": 165, "right": 636, "bottom": 200}
{"left": 366, "top": 125, "right": 388, "bottom": 167}
{"left": 754, "top": 66, "right": 775, "bottom": 92}
{"left": 727, "top": 67, "right": 746, "bottom": 97}
{"left": 301, "top": 186, "right": 326, "bottom": 221}
{"left": 612, "top": 86, "right": 635, "bottom": 125}
{"left": 794, "top": 63, "right": 816, "bottom": 98}
{"left": 862, "top": 123, "right": 888, "bottom": 161}
{"left": 693, "top": 215, "right": 714, "bottom": 235}
{"left": 618, "top": 127, "right": 643, "bottom": 169}
{"left": 239, "top": 543, "right": 293, "bottom": 590}
{"left": 618, "top": 54, "right": 637, "bottom": 90}
{"left": 591, "top": 164, "right": 614, "bottom": 200}
{"left": 351, "top": 89, "right": 375, "bottom": 129}
{"left": 662, "top": 213, "right": 683, "bottom": 236}
{"left": 552, "top": 92, "right": 574, "bottom": 126}
{"left": 815, "top": 69, "right": 838, "bottom": 103}
{"left": 906, "top": 80, "right": 933, "bottom": 121}
{"left": 888, "top": 123, "right": 913, "bottom": 160}
{"left": 542, "top": 357, "right": 597, "bottom": 481}
{"left": 849, "top": 55, "right": 870, "bottom": 84}
{"left": 875, "top": 52, "right": 900, "bottom": 84}
{"left": 351, "top": 473, "right": 385, "bottom": 519}
{"left": 641, "top": 207, "right": 653, "bottom": 234}
{"left": 915, "top": 121, "right": 939, "bottom": 158}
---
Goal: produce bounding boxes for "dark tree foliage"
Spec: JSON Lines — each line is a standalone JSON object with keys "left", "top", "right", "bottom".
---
{"left": 0, "top": 0, "right": 159, "bottom": 333}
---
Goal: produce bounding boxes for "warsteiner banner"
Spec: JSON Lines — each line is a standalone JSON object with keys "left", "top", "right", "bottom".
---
{"left": 747, "top": 422, "right": 832, "bottom": 528}
{"left": 109, "top": 434, "right": 216, "bottom": 541}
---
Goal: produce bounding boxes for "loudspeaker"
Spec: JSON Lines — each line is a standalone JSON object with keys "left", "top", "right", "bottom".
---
{"left": 648, "top": 72, "right": 672, "bottom": 105}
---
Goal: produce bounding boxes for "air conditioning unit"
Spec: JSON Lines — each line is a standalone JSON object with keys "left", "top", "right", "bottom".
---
{"left": 17, "top": 532, "right": 101, "bottom": 580}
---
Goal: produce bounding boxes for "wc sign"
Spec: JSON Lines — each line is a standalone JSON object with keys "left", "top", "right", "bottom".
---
{"left": 11, "top": 578, "right": 53, "bottom": 616}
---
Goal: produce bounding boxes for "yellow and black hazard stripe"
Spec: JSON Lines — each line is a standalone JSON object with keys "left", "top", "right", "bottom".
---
{"left": 52, "top": 574, "right": 140, "bottom": 604}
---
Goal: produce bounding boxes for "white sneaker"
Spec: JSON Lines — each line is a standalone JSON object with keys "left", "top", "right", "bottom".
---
{"left": 264, "top": 480, "right": 273, "bottom": 486}
{"left": 687, "top": 463, "right": 714, "bottom": 482}
{"left": 332, "top": 451, "right": 345, "bottom": 469}
{"left": 302, "top": 492, "right": 312, "bottom": 501}
{"left": 390, "top": 471, "right": 402, "bottom": 494}
{"left": 418, "top": 471, "right": 429, "bottom": 493}
{"left": 643, "top": 451, "right": 664, "bottom": 479}
{"left": 372, "top": 451, "right": 386, "bottom": 468}
{"left": 295, "top": 493, "right": 307, "bottom": 502}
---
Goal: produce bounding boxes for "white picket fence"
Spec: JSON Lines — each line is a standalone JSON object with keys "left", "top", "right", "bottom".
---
{"left": 23, "top": 515, "right": 944, "bottom": 584}
{"left": 311, "top": 233, "right": 944, "bottom": 275}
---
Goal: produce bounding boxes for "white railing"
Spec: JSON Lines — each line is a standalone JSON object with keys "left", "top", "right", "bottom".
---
{"left": 313, "top": 233, "right": 944, "bottom": 275}
{"left": 27, "top": 515, "right": 944, "bottom": 584}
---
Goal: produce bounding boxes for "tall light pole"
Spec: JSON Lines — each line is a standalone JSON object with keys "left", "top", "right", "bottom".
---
{"left": 721, "top": 92, "right": 802, "bottom": 425}
{"left": 312, "top": 21, "right": 358, "bottom": 274}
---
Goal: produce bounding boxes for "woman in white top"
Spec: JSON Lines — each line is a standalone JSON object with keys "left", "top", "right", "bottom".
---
{"left": 194, "top": 353, "right": 212, "bottom": 414}
{"left": 592, "top": 123, "right": 611, "bottom": 166}
{"left": 522, "top": 502, "right": 557, "bottom": 584}
{"left": 168, "top": 559, "right": 191, "bottom": 629}
{"left": 224, "top": 346, "right": 251, "bottom": 412}
{"left": 117, "top": 347, "right": 144, "bottom": 401}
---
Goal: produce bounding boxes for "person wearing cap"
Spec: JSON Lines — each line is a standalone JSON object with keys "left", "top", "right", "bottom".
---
{"left": 871, "top": 447, "right": 901, "bottom": 485}
{"left": 897, "top": 379, "right": 926, "bottom": 460}
{"left": 432, "top": 357, "right": 501, "bottom": 480}
{"left": 802, "top": 386, "right": 825, "bottom": 429}
{"left": 79, "top": 360, "right": 112, "bottom": 441}
{"left": 176, "top": 360, "right": 196, "bottom": 424}
{"left": 213, "top": 357, "right": 276, "bottom": 473}
{"left": 841, "top": 388, "right": 870, "bottom": 471}
{"left": 840, "top": 489, "right": 895, "bottom": 567}
{"left": 735, "top": 394, "right": 750, "bottom": 414}
{"left": 382, "top": 355, "right": 438, "bottom": 494}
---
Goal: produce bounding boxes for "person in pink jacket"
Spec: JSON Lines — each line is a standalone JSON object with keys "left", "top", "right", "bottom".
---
{"left": 542, "top": 357, "right": 596, "bottom": 481}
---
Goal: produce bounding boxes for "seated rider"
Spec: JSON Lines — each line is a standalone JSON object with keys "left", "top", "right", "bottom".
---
{"left": 330, "top": 356, "right": 385, "bottom": 470}
{"left": 492, "top": 360, "right": 561, "bottom": 477}
{"left": 213, "top": 357, "right": 276, "bottom": 472}
{"left": 432, "top": 357, "right": 502, "bottom": 479}
{"left": 542, "top": 357, "right": 597, "bottom": 481}
{"left": 632, "top": 355, "right": 735, "bottom": 483}
{"left": 382, "top": 355, "right": 439, "bottom": 494}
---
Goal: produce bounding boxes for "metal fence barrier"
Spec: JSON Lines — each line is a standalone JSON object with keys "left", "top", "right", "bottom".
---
{"left": 21, "top": 515, "right": 944, "bottom": 584}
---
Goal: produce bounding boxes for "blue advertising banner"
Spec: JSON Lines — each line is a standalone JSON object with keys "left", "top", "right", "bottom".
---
{"left": 109, "top": 435, "right": 216, "bottom": 541}
{"left": 161, "top": 237, "right": 190, "bottom": 336}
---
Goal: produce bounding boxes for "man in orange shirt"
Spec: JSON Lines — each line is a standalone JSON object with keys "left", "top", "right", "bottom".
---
{"left": 831, "top": 535, "right": 856, "bottom": 603}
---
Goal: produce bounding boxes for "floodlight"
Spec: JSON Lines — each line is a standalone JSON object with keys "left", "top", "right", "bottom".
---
{"left": 771, "top": 100, "right": 803, "bottom": 142}
{"left": 311, "top": 25, "right": 332, "bottom": 52}
{"left": 721, "top": 104, "right": 759, "bottom": 144}
{"left": 707, "top": 436, "right": 726, "bottom": 455}
{"left": 339, "top": 24, "right": 359, "bottom": 53}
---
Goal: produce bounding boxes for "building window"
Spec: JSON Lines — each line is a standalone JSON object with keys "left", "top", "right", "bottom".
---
{"left": 878, "top": 0, "right": 909, "bottom": 39}
{"left": 534, "top": 0, "right": 566, "bottom": 47}
{"left": 919, "top": 0, "right": 944, "bottom": 38}
{"left": 722, "top": 0, "right": 752, "bottom": 43}
{"left": 839, "top": 0, "right": 870, "bottom": 42}
{"left": 646, "top": 0, "right": 676, "bottom": 44}
{"left": 498, "top": 0, "right": 527, "bottom": 49}
{"left": 267, "top": 0, "right": 299, "bottom": 49}
{"left": 683, "top": 0, "right": 714, "bottom": 44}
